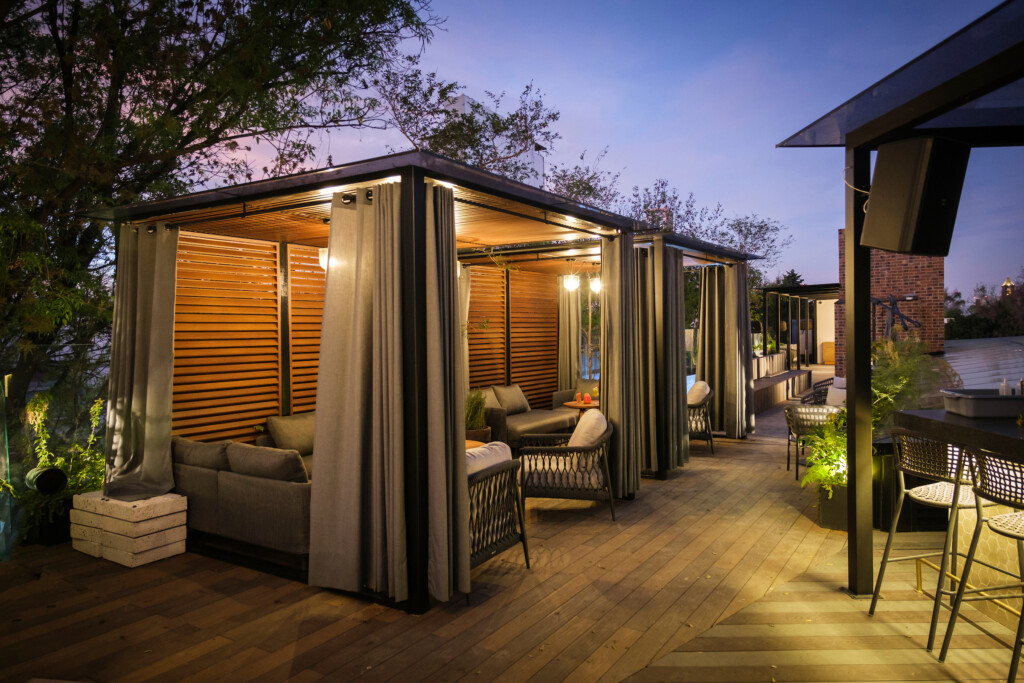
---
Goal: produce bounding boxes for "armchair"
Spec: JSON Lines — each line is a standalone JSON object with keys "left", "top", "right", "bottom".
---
{"left": 520, "top": 411, "right": 615, "bottom": 520}
{"left": 468, "top": 458, "right": 529, "bottom": 570}
{"left": 687, "top": 380, "right": 715, "bottom": 454}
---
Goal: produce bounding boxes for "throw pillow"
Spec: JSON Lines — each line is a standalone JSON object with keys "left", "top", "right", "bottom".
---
{"left": 568, "top": 409, "right": 608, "bottom": 448}
{"left": 465, "top": 441, "right": 513, "bottom": 475}
{"left": 687, "top": 381, "right": 712, "bottom": 406}
{"left": 226, "top": 443, "right": 308, "bottom": 483}
{"left": 171, "top": 436, "right": 231, "bottom": 470}
{"left": 493, "top": 384, "right": 531, "bottom": 415}
{"left": 266, "top": 411, "right": 316, "bottom": 455}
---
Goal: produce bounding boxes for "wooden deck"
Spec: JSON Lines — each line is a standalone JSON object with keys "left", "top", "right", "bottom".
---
{"left": 1, "top": 403, "right": 1017, "bottom": 682}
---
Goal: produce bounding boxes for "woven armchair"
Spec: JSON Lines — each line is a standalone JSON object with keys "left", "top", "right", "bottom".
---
{"left": 801, "top": 377, "right": 835, "bottom": 405}
{"left": 519, "top": 424, "right": 615, "bottom": 520}
{"left": 468, "top": 459, "right": 529, "bottom": 569}
{"left": 687, "top": 386, "right": 715, "bottom": 454}
{"left": 784, "top": 404, "right": 842, "bottom": 480}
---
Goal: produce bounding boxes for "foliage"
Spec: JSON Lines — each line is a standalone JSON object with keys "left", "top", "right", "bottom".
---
{"left": 373, "top": 55, "right": 559, "bottom": 183}
{"left": 545, "top": 148, "right": 621, "bottom": 210}
{"left": 4, "top": 392, "right": 105, "bottom": 544}
{"left": 801, "top": 410, "right": 848, "bottom": 496}
{"left": 0, "top": 0, "right": 436, "bottom": 433}
{"left": 465, "top": 389, "right": 486, "bottom": 431}
{"left": 801, "top": 336, "right": 962, "bottom": 496}
{"left": 945, "top": 272, "right": 1024, "bottom": 340}
{"left": 780, "top": 269, "right": 804, "bottom": 287}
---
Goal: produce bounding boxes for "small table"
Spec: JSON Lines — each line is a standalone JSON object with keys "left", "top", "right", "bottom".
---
{"left": 564, "top": 400, "right": 600, "bottom": 420}
{"left": 466, "top": 440, "right": 486, "bottom": 450}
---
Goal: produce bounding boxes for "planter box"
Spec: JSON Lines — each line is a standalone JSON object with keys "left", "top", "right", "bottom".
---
{"left": 71, "top": 491, "right": 187, "bottom": 567}
{"left": 818, "top": 486, "right": 848, "bottom": 531}
{"left": 941, "top": 388, "right": 1024, "bottom": 418}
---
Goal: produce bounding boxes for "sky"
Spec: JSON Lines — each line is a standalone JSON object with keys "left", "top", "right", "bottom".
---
{"left": 323, "top": 0, "right": 1023, "bottom": 297}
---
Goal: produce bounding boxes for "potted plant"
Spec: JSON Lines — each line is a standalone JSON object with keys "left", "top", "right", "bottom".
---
{"left": 465, "top": 389, "right": 491, "bottom": 443}
{"left": 801, "top": 410, "right": 848, "bottom": 530}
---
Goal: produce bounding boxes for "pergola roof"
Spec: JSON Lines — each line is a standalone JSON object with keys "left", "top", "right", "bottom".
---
{"left": 779, "top": 0, "right": 1024, "bottom": 150}
{"left": 761, "top": 283, "right": 840, "bottom": 300}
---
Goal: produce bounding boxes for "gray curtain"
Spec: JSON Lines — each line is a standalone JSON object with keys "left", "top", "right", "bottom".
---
{"left": 459, "top": 265, "right": 472, "bottom": 391}
{"left": 600, "top": 234, "right": 640, "bottom": 498}
{"left": 633, "top": 247, "right": 658, "bottom": 474}
{"left": 104, "top": 224, "right": 178, "bottom": 501}
{"left": 425, "top": 184, "right": 471, "bottom": 600}
{"left": 310, "top": 185, "right": 408, "bottom": 601}
{"left": 697, "top": 263, "right": 755, "bottom": 439}
{"left": 557, "top": 276, "right": 581, "bottom": 391}
{"left": 658, "top": 243, "right": 689, "bottom": 468}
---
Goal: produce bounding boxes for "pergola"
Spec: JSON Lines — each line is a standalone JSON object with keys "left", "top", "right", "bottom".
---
{"left": 780, "top": 0, "right": 1024, "bottom": 594}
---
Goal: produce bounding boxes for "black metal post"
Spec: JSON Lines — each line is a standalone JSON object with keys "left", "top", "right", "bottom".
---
{"left": 399, "top": 167, "right": 430, "bottom": 613}
{"left": 846, "top": 147, "right": 873, "bottom": 596}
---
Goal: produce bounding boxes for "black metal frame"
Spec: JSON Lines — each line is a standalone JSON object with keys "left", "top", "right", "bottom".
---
{"left": 468, "top": 459, "right": 530, "bottom": 570}
{"left": 519, "top": 425, "right": 616, "bottom": 521}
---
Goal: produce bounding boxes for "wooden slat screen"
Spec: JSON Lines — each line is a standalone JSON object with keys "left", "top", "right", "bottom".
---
{"left": 509, "top": 270, "right": 558, "bottom": 409}
{"left": 467, "top": 266, "right": 507, "bottom": 390}
{"left": 173, "top": 232, "right": 281, "bottom": 443}
{"left": 287, "top": 246, "right": 325, "bottom": 414}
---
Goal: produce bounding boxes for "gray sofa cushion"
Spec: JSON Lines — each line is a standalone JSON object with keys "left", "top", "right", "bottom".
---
{"left": 226, "top": 443, "right": 308, "bottom": 483}
{"left": 505, "top": 409, "right": 577, "bottom": 447}
{"left": 481, "top": 386, "right": 502, "bottom": 410}
{"left": 172, "top": 462, "right": 220, "bottom": 535}
{"left": 266, "top": 411, "right": 316, "bottom": 456}
{"left": 218, "top": 471, "right": 311, "bottom": 555}
{"left": 493, "top": 384, "right": 530, "bottom": 415}
{"left": 171, "top": 436, "right": 231, "bottom": 470}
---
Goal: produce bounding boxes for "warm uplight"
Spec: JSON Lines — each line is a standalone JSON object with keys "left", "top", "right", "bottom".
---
{"left": 589, "top": 277, "right": 602, "bottom": 294}
{"left": 564, "top": 274, "right": 580, "bottom": 291}
{"left": 318, "top": 247, "right": 329, "bottom": 270}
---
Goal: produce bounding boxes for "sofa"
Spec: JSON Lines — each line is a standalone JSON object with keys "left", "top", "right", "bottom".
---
{"left": 171, "top": 416, "right": 314, "bottom": 563}
{"left": 481, "top": 384, "right": 578, "bottom": 449}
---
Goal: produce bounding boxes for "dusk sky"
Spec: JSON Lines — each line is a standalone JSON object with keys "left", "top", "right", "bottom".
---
{"left": 325, "top": 0, "right": 1023, "bottom": 298}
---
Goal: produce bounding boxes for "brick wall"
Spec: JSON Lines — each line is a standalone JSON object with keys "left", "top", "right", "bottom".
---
{"left": 835, "top": 229, "right": 944, "bottom": 376}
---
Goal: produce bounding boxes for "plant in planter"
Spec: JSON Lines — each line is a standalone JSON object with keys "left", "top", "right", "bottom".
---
{"left": 1, "top": 393, "right": 105, "bottom": 545}
{"left": 801, "top": 410, "right": 849, "bottom": 530}
{"left": 465, "top": 388, "right": 491, "bottom": 443}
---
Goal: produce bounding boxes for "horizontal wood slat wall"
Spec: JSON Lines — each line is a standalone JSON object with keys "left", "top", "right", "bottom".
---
{"left": 173, "top": 232, "right": 281, "bottom": 443}
{"left": 467, "top": 266, "right": 507, "bottom": 390}
{"left": 287, "top": 246, "right": 325, "bottom": 414}
{"left": 509, "top": 270, "right": 558, "bottom": 409}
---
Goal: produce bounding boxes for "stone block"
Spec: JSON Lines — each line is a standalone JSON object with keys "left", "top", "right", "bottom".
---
{"left": 70, "top": 509, "right": 186, "bottom": 538}
{"left": 72, "top": 538, "right": 103, "bottom": 558}
{"left": 102, "top": 540, "right": 187, "bottom": 568}
{"left": 72, "top": 491, "right": 186, "bottom": 522}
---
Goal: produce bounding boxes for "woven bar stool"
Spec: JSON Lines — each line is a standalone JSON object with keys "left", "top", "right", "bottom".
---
{"left": 869, "top": 428, "right": 987, "bottom": 653}
{"left": 940, "top": 450, "right": 1024, "bottom": 682}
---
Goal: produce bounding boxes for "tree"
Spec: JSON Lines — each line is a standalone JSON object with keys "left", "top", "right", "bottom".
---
{"left": 545, "top": 148, "right": 621, "bottom": 210}
{"left": 946, "top": 271, "right": 1024, "bottom": 339}
{"left": 1, "top": 0, "right": 436, "bottom": 427}
{"left": 373, "top": 56, "right": 560, "bottom": 183}
{"left": 780, "top": 269, "right": 804, "bottom": 287}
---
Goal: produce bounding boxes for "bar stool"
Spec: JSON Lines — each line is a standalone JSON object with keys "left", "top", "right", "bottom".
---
{"left": 869, "top": 428, "right": 986, "bottom": 653}
{"left": 940, "top": 449, "right": 1024, "bottom": 682}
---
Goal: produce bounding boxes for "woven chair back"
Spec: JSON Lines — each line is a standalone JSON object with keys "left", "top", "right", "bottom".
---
{"left": 784, "top": 404, "right": 841, "bottom": 438}
{"left": 975, "top": 452, "right": 1024, "bottom": 511}
{"left": 890, "top": 427, "right": 968, "bottom": 485}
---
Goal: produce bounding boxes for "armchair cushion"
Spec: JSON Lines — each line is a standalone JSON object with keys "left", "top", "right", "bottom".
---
{"left": 172, "top": 436, "right": 231, "bottom": 470}
{"left": 466, "top": 441, "right": 512, "bottom": 475}
{"left": 266, "top": 411, "right": 316, "bottom": 456}
{"left": 493, "top": 384, "right": 531, "bottom": 415}
{"left": 226, "top": 443, "right": 308, "bottom": 483}
{"left": 505, "top": 410, "right": 576, "bottom": 448}
{"left": 687, "top": 380, "right": 712, "bottom": 406}
{"left": 568, "top": 409, "right": 608, "bottom": 448}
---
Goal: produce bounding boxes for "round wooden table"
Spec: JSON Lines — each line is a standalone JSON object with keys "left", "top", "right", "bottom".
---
{"left": 563, "top": 400, "right": 600, "bottom": 420}
{"left": 465, "top": 440, "right": 486, "bottom": 450}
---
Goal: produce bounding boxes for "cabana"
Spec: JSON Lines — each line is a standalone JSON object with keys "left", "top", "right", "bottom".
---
{"left": 92, "top": 150, "right": 753, "bottom": 611}
{"left": 780, "top": 0, "right": 1024, "bottom": 594}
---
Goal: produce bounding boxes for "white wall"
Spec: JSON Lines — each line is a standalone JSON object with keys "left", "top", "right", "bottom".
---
{"left": 816, "top": 299, "right": 836, "bottom": 362}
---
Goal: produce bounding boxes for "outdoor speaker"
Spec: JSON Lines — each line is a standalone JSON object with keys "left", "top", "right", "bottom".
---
{"left": 860, "top": 137, "right": 970, "bottom": 257}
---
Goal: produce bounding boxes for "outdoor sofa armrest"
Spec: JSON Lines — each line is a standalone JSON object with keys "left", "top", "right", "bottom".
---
{"left": 483, "top": 406, "right": 508, "bottom": 444}
{"left": 520, "top": 433, "right": 571, "bottom": 448}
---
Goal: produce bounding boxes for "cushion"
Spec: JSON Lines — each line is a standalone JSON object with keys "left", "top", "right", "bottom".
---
{"left": 568, "top": 409, "right": 608, "bottom": 448}
{"left": 266, "top": 411, "right": 316, "bottom": 456}
{"left": 832, "top": 376, "right": 847, "bottom": 389}
{"left": 171, "top": 436, "right": 231, "bottom": 470}
{"left": 480, "top": 386, "right": 502, "bottom": 410}
{"left": 687, "top": 381, "right": 712, "bottom": 406}
{"left": 826, "top": 386, "right": 847, "bottom": 406}
{"left": 493, "top": 384, "right": 531, "bottom": 415}
{"left": 226, "top": 443, "right": 308, "bottom": 483}
{"left": 465, "top": 441, "right": 512, "bottom": 475}
{"left": 505, "top": 410, "right": 577, "bottom": 447}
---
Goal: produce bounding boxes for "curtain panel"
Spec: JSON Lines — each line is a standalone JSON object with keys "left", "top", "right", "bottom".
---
{"left": 459, "top": 264, "right": 472, "bottom": 392}
{"left": 103, "top": 225, "right": 178, "bottom": 501}
{"left": 697, "top": 264, "right": 754, "bottom": 439}
{"left": 310, "top": 185, "right": 408, "bottom": 601}
{"left": 600, "top": 234, "right": 640, "bottom": 498}
{"left": 633, "top": 247, "right": 658, "bottom": 474}
{"left": 656, "top": 243, "right": 689, "bottom": 469}
{"left": 557, "top": 276, "right": 581, "bottom": 391}
{"left": 425, "top": 184, "right": 471, "bottom": 600}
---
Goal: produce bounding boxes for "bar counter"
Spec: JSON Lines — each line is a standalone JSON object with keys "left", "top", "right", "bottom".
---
{"left": 895, "top": 409, "right": 1024, "bottom": 460}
